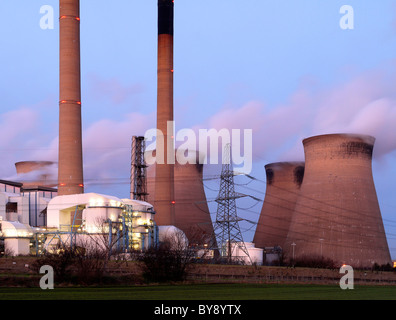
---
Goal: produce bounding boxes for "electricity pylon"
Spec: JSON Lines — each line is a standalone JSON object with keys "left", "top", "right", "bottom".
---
{"left": 212, "top": 143, "right": 251, "bottom": 264}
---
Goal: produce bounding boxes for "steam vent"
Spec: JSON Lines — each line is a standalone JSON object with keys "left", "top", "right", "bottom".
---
{"left": 147, "top": 151, "right": 215, "bottom": 242}
{"left": 285, "top": 133, "right": 391, "bottom": 267}
{"left": 253, "top": 162, "right": 305, "bottom": 249}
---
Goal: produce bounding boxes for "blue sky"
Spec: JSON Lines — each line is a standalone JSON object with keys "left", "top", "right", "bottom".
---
{"left": 1, "top": 1, "right": 396, "bottom": 260}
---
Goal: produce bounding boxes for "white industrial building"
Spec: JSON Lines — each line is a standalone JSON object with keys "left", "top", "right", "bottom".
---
{"left": 37, "top": 193, "right": 159, "bottom": 255}
{"left": 0, "top": 180, "right": 56, "bottom": 256}
{"left": 225, "top": 241, "right": 264, "bottom": 265}
{"left": 0, "top": 179, "right": 160, "bottom": 256}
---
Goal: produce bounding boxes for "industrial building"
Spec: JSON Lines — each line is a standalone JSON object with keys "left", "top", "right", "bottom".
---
{"left": 0, "top": 185, "right": 159, "bottom": 255}
{"left": 41, "top": 193, "right": 158, "bottom": 254}
{"left": 224, "top": 242, "right": 264, "bottom": 265}
{"left": 0, "top": 179, "right": 56, "bottom": 255}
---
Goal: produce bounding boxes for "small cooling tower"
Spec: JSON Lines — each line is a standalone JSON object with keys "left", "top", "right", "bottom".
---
{"left": 147, "top": 151, "right": 214, "bottom": 243}
{"left": 285, "top": 133, "right": 391, "bottom": 267}
{"left": 15, "top": 161, "right": 57, "bottom": 188}
{"left": 253, "top": 162, "right": 304, "bottom": 250}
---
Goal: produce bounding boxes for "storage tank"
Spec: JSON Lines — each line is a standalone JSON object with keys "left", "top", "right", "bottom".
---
{"left": 253, "top": 162, "right": 305, "bottom": 250}
{"left": 285, "top": 133, "right": 391, "bottom": 267}
{"left": 147, "top": 151, "right": 214, "bottom": 244}
{"left": 158, "top": 225, "right": 188, "bottom": 250}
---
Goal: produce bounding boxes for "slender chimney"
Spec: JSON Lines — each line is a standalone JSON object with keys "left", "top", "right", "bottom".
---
{"left": 154, "top": 0, "right": 175, "bottom": 225}
{"left": 58, "top": 0, "right": 84, "bottom": 195}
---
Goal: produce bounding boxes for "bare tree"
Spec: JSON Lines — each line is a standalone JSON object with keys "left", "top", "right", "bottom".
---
{"left": 185, "top": 225, "right": 215, "bottom": 260}
{"left": 138, "top": 228, "right": 195, "bottom": 282}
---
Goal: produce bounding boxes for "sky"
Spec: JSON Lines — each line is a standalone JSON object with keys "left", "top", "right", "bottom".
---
{"left": 1, "top": 0, "right": 396, "bottom": 260}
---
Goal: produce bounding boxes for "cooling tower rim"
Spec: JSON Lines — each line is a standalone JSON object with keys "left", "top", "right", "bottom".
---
{"left": 145, "top": 149, "right": 207, "bottom": 164}
{"left": 15, "top": 161, "right": 57, "bottom": 174}
{"left": 15, "top": 160, "right": 56, "bottom": 167}
{"left": 303, "top": 133, "right": 376, "bottom": 146}
{"left": 265, "top": 161, "right": 305, "bottom": 170}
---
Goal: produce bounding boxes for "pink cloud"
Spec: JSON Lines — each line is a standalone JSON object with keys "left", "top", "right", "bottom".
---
{"left": 87, "top": 74, "right": 144, "bottom": 105}
{"left": 199, "top": 63, "right": 396, "bottom": 164}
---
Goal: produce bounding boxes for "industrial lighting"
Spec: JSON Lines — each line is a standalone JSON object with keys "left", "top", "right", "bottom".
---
{"left": 60, "top": 15, "right": 80, "bottom": 21}
{"left": 60, "top": 100, "right": 81, "bottom": 105}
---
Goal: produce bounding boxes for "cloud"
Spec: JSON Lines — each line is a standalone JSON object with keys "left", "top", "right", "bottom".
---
{"left": 0, "top": 108, "right": 41, "bottom": 177}
{"left": 82, "top": 112, "right": 155, "bottom": 186}
{"left": 0, "top": 108, "right": 38, "bottom": 147}
{"left": 199, "top": 63, "right": 396, "bottom": 164}
{"left": 87, "top": 74, "right": 144, "bottom": 105}
{"left": 0, "top": 102, "right": 155, "bottom": 195}
{"left": 2, "top": 63, "right": 396, "bottom": 195}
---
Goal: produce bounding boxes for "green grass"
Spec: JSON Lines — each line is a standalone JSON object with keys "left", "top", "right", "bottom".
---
{"left": 0, "top": 283, "right": 395, "bottom": 300}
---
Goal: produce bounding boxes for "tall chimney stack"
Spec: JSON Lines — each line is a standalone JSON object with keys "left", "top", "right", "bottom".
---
{"left": 58, "top": 0, "right": 84, "bottom": 195}
{"left": 154, "top": 0, "right": 175, "bottom": 225}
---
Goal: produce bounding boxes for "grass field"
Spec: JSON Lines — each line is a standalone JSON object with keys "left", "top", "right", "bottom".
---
{"left": 0, "top": 283, "right": 395, "bottom": 300}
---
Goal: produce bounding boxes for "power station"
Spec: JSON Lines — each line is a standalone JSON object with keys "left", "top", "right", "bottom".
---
{"left": 0, "top": 2, "right": 393, "bottom": 269}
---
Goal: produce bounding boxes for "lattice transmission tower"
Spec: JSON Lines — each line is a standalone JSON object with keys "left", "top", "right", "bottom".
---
{"left": 213, "top": 143, "right": 251, "bottom": 264}
{"left": 130, "top": 136, "right": 148, "bottom": 201}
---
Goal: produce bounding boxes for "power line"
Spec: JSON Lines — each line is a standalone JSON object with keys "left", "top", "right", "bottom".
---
{"left": 212, "top": 143, "right": 251, "bottom": 264}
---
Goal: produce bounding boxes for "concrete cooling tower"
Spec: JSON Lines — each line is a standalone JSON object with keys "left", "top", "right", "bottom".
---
{"left": 285, "top": 133, "right": 391, "bottom": 267}
{"left": 15, "top": 161, "right": 57, "bottom": 188}
{"left": 253, "top": 162, "right": 305, "bottom": 250}
{"left": 147, "top": 151, "right": 214, "bottom": 243}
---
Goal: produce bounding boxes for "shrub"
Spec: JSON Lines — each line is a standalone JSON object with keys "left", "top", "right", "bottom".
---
{"left": 291, "top": 255, "right": 337, "bottom": 269}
